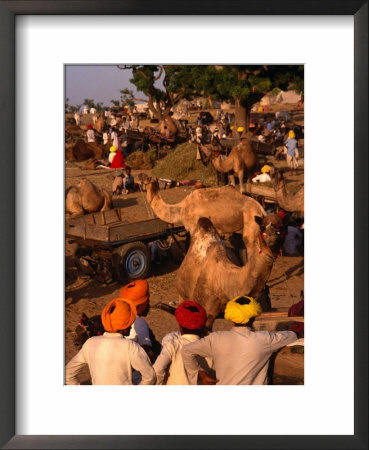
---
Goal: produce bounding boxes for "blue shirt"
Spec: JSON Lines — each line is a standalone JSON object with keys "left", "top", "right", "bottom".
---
{"left": 285, "top": 138, "right": 298, "bottom": 156}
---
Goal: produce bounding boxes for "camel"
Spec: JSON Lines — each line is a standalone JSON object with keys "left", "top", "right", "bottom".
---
{"left": 93, "top": 112, "right": 105, "bottom": 133}
{"left": 66, "top": 178, "right": 112, "bottom": 216}
{"left": 176, "top": 216, "right": 279, "bottom": 328}
{"left": 198, "top": 138, "right": 257, "bottom": 193}
{"left": 146, "top": 180, "right": 267, "bottom": 246}
{"left": 66, "top": 140, "right": 105, "bottom": 162}
{"left": 146, "top": 179, "right": 266, "bottom": 234}
{"left": 271, "top": 170, "right": 304, "bottom": 213}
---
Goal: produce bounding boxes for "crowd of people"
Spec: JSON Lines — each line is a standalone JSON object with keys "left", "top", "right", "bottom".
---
{"left": 66, "top": 280, "right": 302, "bottom": 386}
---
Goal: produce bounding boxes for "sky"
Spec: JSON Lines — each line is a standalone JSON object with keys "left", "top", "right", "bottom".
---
{"left": 65, "top": 65, "right": 147, "bottom": 108}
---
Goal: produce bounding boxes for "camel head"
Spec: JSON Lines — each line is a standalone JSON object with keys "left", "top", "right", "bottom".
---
{"left": 260, "top": 213, "right": 284, "bottom": 255}
{"left": 271, "top": 169, "right": 284, "bottom": 190}
{"left": 146, "top": 178, "right": 160, "bottom": 204}
{"left": 195, "top": 217, "right": 219, "bottom": 239}
{"left": 197, "top": 144, "right": 212, "bottom": 166}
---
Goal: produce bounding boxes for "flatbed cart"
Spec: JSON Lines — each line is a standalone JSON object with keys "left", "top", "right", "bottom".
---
{"left": 66, "top": 207, "right": 187, "bottom": 284}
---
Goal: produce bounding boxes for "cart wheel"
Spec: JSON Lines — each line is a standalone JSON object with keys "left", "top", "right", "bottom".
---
{"left": 112, "top": 241, "right": 151, "bottom": 283}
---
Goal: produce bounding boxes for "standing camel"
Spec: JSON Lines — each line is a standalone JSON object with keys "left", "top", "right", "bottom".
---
{"left": 271, "top": 170, "right": 304, "bottom": 213}
{"left": 146, "top": 180, "right": 267, "bottom": 247}
{"left": 198, "top": 138, "right": 257, "bottom": 193}
{"left": 93, "top": 113, "right": 105, "bottom": 134}
{"left": 146, "top": 179, "right": 283, "bottom": 258}
{"left": 176, "top": 216, "right": 279, "bottom": 329}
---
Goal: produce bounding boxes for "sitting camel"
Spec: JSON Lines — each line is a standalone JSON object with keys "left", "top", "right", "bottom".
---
{"left": 146, "top": 180, "right": 267, "bottom": 247}
{"left": 176, "top": 216, "right": 280, "bottom": 329}
{"left": 198, "top": 137, "right": 257, "bottom": 193}
{"left": 271, "top": 169, "right": 304, "bottom": 213}
{"left": 66, "top": 140, "right": 105, "bottom": 162}
{"left": 66, "top": 178, "right": 112, "bottom": 216}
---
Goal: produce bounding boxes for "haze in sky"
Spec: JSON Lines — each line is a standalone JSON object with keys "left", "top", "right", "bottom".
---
{"left": 65, "top": 65, "right": 146, "bottom": 108}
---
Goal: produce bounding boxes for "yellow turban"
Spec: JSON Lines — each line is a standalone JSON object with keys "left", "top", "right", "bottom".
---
{"left": 288, "top": 130, "right": 295, "bottom": 139}
{"left": 258, "top": 106, "right": 263, "bottom": 112}
{"left": 110, "top": 145, "right": 117, "bottom": 153}
{"left": 261, "top": 165, "right": 271, "bottom": 173}
{"left": 237, "top": 126, "right": 244, "bottom": 133}
{"left": 101, "top": 298, "right": 136, "bottom": 332}
{"left": 230, "top": 126, "right": 234, "bottom": 130}
{"left": 224, "top": 296, "right": 262, "bottom": 324}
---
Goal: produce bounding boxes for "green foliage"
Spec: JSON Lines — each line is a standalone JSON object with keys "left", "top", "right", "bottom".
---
{"left": 83, "top": 98, "right": 96, "bottom": 109}
{"left": 151, "top": 142, "right": 219, "bottom": 186}
{"left": 120, "top": 89, "right": 135, "bottom": 108}
{"left": 110, "top": 99, "right": 120, "bottom": 107}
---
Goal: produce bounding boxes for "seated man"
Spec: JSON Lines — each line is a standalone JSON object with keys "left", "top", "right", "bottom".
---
{"left": 153, "top": 301, "right": 213, "bottom": 385}
{"left": 122, "top": 166, "right": 137, "bottom": 194}
{"left": 65, "top": 298, "right": 156, "bottom": 385}
{"left": 182, "top": 296, "right": 298, "bottom": 385}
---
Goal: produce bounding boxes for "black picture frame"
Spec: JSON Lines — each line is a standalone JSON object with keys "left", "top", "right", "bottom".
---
{"left": 1, "top": 1, "right": 367, "bottom": 449}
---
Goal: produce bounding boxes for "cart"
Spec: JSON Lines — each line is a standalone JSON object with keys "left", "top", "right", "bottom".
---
{"left": 66, "top": 208, "right": 187, "bottom": 284}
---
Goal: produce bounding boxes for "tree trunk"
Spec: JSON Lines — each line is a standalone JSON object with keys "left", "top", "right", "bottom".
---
{"left": 234, "top": 98, "right": 250, "bottom": 135}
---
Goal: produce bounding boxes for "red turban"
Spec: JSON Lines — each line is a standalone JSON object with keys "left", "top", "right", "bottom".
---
{"left": 87, "top": 124, "right": 93, "bottom": 130}
{"left": 120, "top": 279, "right": 149, "bottom": 306}
{"left": 175, "top": 301, "right": 207, "bottom": 330}
{"left": 101, "top": 298, "right": 136, "bottom": 332}
{"left": 277, "top": 210, "right": 287, "bottom": 218}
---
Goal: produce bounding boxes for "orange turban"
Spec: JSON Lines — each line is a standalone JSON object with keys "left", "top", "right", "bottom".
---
{"left": 120, "top": 279, "right": 149, "bottom": 306}
{"left": 101, "top": 298, "right": 136, "bottom": 332}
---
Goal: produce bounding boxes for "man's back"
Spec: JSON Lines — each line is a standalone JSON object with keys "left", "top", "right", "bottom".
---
{"left": 182, "top": 327, "right": 297, "bottom": 385}
{"left": 66, "top": 332, "right": 155, "bottom": 385}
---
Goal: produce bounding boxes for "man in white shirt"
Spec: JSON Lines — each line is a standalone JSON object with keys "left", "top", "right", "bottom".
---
{"left": 86, "top": 124, "right": 95, "bottom": 143}
{"left": 110, "top": 127, "right": 119, "bottom": 148}
{"left": 153, "top": 301, "right": 211, "bottom": 385}
{"left": 182, "top": 296, "right": 298, "bottom": 385}
{"left": 120, "top": 279, "right": 155, "bottom": 361}
{"left": 65, "top": 298, "right": 155, "bottom": 385}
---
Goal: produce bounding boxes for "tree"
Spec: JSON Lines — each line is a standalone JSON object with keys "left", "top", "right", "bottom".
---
{"left": 110, "top": 99, "right": 120, "bottom": 107}
{"left": 117, "top": 65, "right": 200, "bottom": 120}
{"left": 83, "top": 98, "right": 96, "bottom": 109}
{"left": 119, "top": 89, "right": 135, "bottom": 109}
{"left": 200, "top": 65, "right": 304, "bottom": 129}
{"left": 68, "top": 104, "right": 82, "bottom": 114}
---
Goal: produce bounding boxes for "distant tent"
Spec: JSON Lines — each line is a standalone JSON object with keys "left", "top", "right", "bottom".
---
{"left": 260, "top": 90, "right": 301, "bottom": 106}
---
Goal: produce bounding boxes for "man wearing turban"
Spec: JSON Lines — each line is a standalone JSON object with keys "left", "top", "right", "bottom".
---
{"left": 182, "top": 296, "right": 298, "bottom": 385}
{"left": 153, "top": 301, "right": 214, "bottom": 385}
{"left": 86, "top": 124, "right": 95, "bottom": 143}
{"left": 119, "top": 279, "right": 161, "bottom": 384}
{"left": 65, "top": 298, "right": 156, "bottom": 385}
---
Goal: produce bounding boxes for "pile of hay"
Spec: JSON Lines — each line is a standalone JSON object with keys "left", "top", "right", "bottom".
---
{"left": 151, "top": 142, "right": 219, "bottom": 186}
{"left": 126, "top": 150, "right": 155, "bottom": 170}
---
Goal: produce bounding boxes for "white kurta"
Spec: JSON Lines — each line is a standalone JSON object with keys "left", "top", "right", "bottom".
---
{"left": 182, "top": 327, "right": 297, "bottom": 385}
{"left": 65, "top": 332, "right": 156, "bottom": 385}
{"left": 153, "top": 333, "right": 212, "bottom": 385}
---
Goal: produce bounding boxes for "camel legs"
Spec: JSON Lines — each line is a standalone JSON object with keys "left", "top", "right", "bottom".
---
{"left": 228, "top": 174, "right": 236, "bottom": 188}
{"left": 238, "top": 169, "right": 245, "bottom": 194}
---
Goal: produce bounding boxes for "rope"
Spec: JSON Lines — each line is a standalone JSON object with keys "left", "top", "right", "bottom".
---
{"left": 139, "top": 183, "right": 155, "bottom": 218}
{"left": 282, "top": 270, "right": 295, "bottom": 306}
